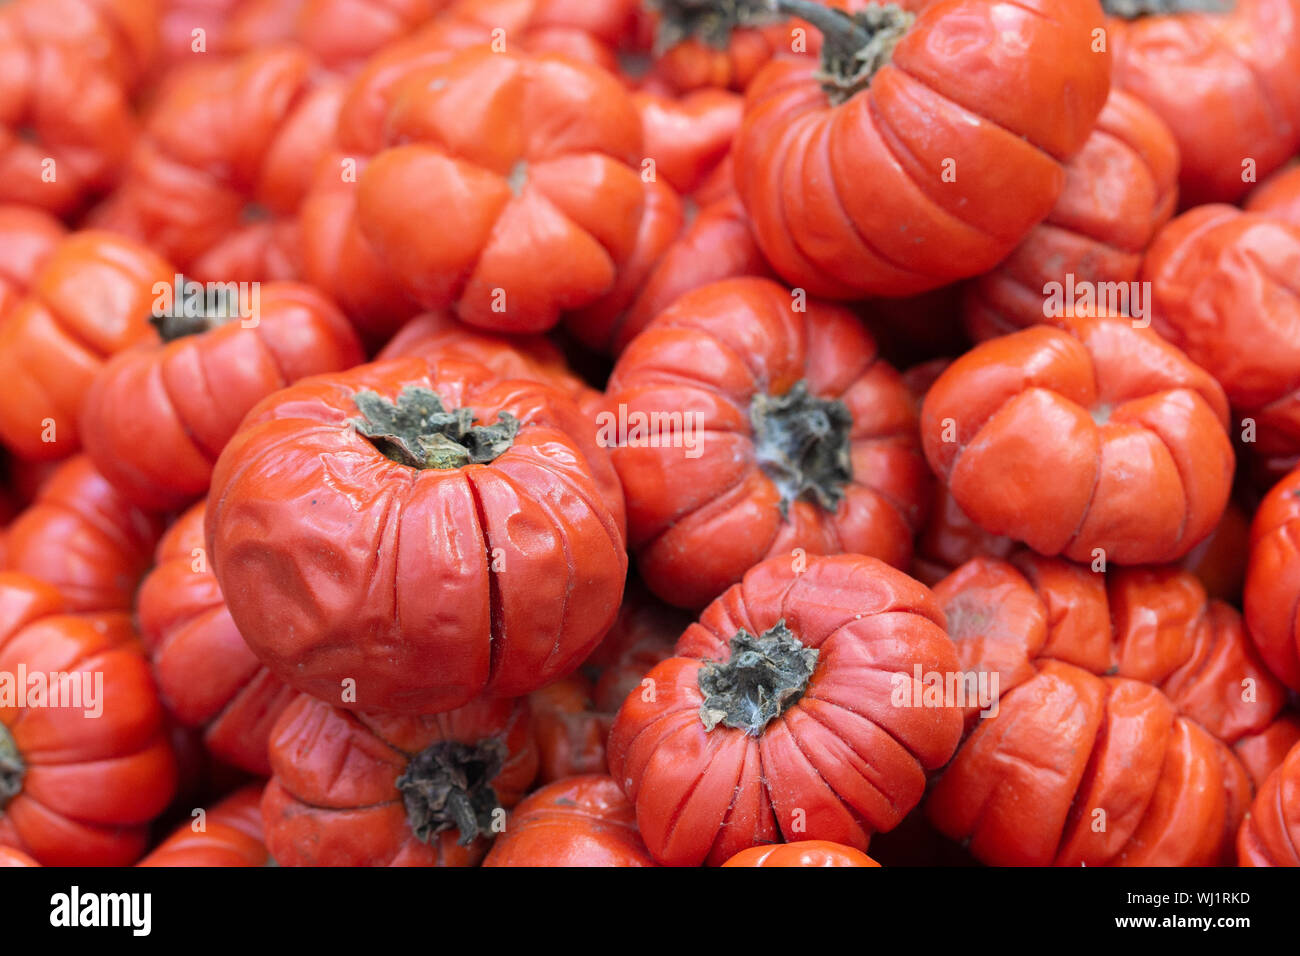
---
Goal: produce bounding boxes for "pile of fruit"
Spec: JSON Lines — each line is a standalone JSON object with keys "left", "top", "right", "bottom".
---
{"left": 0, "top": 0, "right": 1298, "bottom": 868}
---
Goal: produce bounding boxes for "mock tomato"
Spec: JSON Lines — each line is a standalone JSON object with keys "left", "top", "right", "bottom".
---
{"left": 136, "top": 502, "right": 295, "bottom": 776}
{"left": 0, "top": 206, "right": 65, "bottom": 319}
{"left": 0, "top": 573, "right": 177, "bottom": 866}
{"left": 81, "top": 281, "right": 362, "bottom": 511}
{"left": 356, "top": 48, "right": 645, "bottom": 333}
{"left": 1244, "top": 465, "right": 1300, "bottom": 688}
{"left": 926, "top": 555, "right": 1281, "bottom": 866}
{"left": 3, "top": 456, "right": 164, "bottom": 613}
{"left": 921, "top": 314, "right": 1233, "bottom": 565}
{"left": 634, "top": 88, "right": 742, "bottom": 195}
{"left": 483, "top": 774, "right": 654, "bottom": 867}
{"left": 1235, "top": 714, "right": 1300, "bottom": 790}
{"left": 0, "top": 232, "right": 173, "bottom": 461}
{"left": 91, "top": 48, "right": 337, "bottom": 283}
{"left": 1145, "top": 205, "right": 1300, "bottom": 463}
{"left": 722, "top": 841, "right": 880, "bottom": 867}
{"left": 1247, "top": 162, "right": 1300, "bottom": 225}
{"left": 734, "top": 0, "right": 1110, "bottom": 298}
{"left": 565, "top": 192, "right": 772, "bottom": 356}
{"left": 207, "top": 356, "right": 627, "bottom": 714}
{"left": 608, "top": 554, "right": 963, "bottom": 867}
{"left": 0, "top": 11, "right": 136, "bottom": 215}
{"left": 263, "top": 693, "right": 536, "bottom": 866}
{"left": 1237, "top": 740, "right": 1300, "bottom": 866}
{"left": 137, "top": 783, "right": 269, "bottom": 867}
{"left": 608, "top": 277, "right": 928, "bottom": 609}
{"left": 529, "top": 675, "right": 611, "bottom": 784}
{"left": 963, "top": 89, "right": 1178, "bottom": 341}
{"left": 6, "top": 0, "right": 159, "bottom": 91}
{"left": 1105, "top": 0, "right": 1300, "bottom": 206}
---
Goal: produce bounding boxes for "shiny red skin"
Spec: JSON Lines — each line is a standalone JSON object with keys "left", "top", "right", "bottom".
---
{"left": 1244, "top": 466, "right": 1300, "bottom": 689}
{"left": 206, "top": 356, "right": 627, "bottom": 714}
{"left": 566, "top": 191, "right": 772, "bottom": 356}
{"left": 483, "top": 774, "right": 655, "bottom": 867}
{"left": 81, "top": 281, "right": 363, "bottom": 512}
{"left": 3, "top": 456, "right": 164, "bottom": 613}
{"left": 963, "top": 89, "right": 1179, "bottom": 341}
{"left": 1146, "top": 204, "right": 1300, "bottom": 462}
{"left": 0, "top": 11, "right": 136, "bottom": 216}
{"left": 7, "top": 0, "right": 160, "bottom": 91}
{"left": 607, "top": 554, "right": 963, "bottom": 867}
{"left": 733, "top": 0, "right": 1110, "bottom": 298}
{"left": 138, "top": 783, "right": 270, "bottom": 867}
{"left": 927, "top": 555, "right": 1281, "bottom": 866}
{"left": 356, "top": 48, "right": 645, "bottom": 333}
{"left": 1237, "top": 739, "right": 1300, "bottom": 866}
{"left": 0, "top": 573, "right": 177, "bottom": 866}
{"left": 136, "top": 502, "right": 295, "bottom": 776}
{"left": 263, "top": 693, "right": 537, "bottom": 866}
{"left": 92, "top": 47, "right": 337, "bottom": 280}
{"left": 635, "top": 88, "right": 742, "bottom": 195}
{"left": 1107, "top": 0, "right": 1300, "bottom": 206}
{"left": 0, "top": 232, "right": 174, "bottom": 462}
{"left": 608, "top": 277, "right": 929, "bottom": 610}
{"left": 922, "top": 314, "right": 1234, "bottom": 565}
{"left": 0, "top": 206, "right": 65, "bottom": 320}
{"left": 722, "top": 841, "right": 880, "bottom": 867}
{"left": 1235, "top": 713, "right": 1300, "bottom": 791}
{"left": 1247, "top": 162, "right": 1300, "bottom": 226}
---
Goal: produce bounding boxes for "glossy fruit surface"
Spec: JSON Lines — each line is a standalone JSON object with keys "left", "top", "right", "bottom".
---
{"left": 608, "top": 277, "right": 928, "bottom": 609}
{"left": 921, "top": 314, "right": 1233, "bottom": 565}
{"left": 263, "top": 693, "right": 536, "bottom": 866}
{"left": 608, "top": 553, "right": 962, "bottom": 866}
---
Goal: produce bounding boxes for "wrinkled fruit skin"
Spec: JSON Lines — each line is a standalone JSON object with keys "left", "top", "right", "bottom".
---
{"left": 1245, "top": 465, "right": 1300, "bottom": 689}
{"left": 927, "top": 554, "right": 1283, "bottom": 866}
{"left": 1145, "top": 205, "right": 1300, "bottom": 462}
{"left": 608, "top": 277, "right": 928, "bottom": 610}
{"left": 262, "top": 693, "right": 536, "bottom": 867}
{"left": 207, "top": 356, "right": 626, "bottom": 714}
{"left": 734, "top": 0, "right": 1110, "bottom": 298}
{"left": 356, "top": 48, "right": 645, "bottom": 333}
{"left": 607, "top": 553, "right": 963, "bottom": 867}
{"left": 1237, "top": 740, "right": 1300, "bottom": 866}
{"left": 1107, "top": 0, "right": 1300, "bottom": 206}
{"left": 963, "top": 89, "right": 1179, "bottom": 342}
{"left": 136, "top": 502, "right": 296, "bottom": 776}
{"left": 921, "top": 313, "right": 1234, "bottom": 565}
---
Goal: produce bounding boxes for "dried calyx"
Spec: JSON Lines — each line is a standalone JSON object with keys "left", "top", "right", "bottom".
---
{"left": 0, "top": 723, "right": 23, "bottom": 810}
{"left": 698, "top": 621, "right": 819, "bottom": 735}
{"left": 396, "top": 739, "right": 508, "bottom": 846}
{"left": 777, "top": 0, "right": 915, "bottom": 104}
{"left": 352, "top": 387, "right": 519, "bottom": 471}
{"left": 1100, "top": 0, "right": 1233, "bottom": 17}
{"left": 150, "top": 277, "right": 242, "bottom": 341}
{"left": 751, "top": 380, "right": 853, "bottom": 516}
